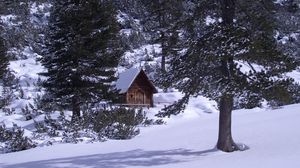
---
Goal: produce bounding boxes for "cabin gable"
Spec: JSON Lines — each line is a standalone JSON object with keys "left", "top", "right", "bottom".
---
{"left": 116, "top": 68, "right": 157, "bottom": 107}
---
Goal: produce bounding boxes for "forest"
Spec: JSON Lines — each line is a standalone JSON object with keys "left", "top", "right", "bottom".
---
{"left": 0, "top": 0, "right": 300, "bottom": 157}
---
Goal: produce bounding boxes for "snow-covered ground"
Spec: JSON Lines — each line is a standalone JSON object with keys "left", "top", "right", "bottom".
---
{"left": 1, "top": 101, "right": 300, "bottom": 168}
{"left": 287, "top": 68, "right": 300, "bottom": 83}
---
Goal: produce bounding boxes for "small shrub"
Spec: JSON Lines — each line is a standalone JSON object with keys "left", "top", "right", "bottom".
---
{"left": 32, "top": 107, "right": 147, "bottom": 144}
{"left": 143, "top": 118, "right": 165, "bottom": 126}
{"left": 2, "top": 108, "right": 15, "bottom": 116}
{"left": 34, "top": 113, "right": 64, "bottom": 137}
{"left": 0, "top": 87, "right": 14, "bottom": 109}
{"left": 0, "top": 124, "right": 36, "bottom": 153}
{"left": 103, "top": 122, "right": 140, "bottom": 140}
{"left": 89, "top": 107, "right": 146, "bottom": 140}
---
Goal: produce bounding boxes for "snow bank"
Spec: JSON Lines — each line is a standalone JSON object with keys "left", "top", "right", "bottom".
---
{"left": 1, "top": 104, "right": 300, "bottom": 168}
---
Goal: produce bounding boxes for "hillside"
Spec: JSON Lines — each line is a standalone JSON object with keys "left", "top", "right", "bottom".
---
{"left": 1, "top": 103, "right": 300, "bottom": 168}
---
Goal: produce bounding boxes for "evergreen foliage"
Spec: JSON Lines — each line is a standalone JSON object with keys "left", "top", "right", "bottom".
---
{"left": 141, "top": 0, "right": 184, "bottom": 72}
{"left": 159, "top": 0, "right": 298, "bottom": 114}
{"left": 157, "top": 0, "right": 299, "bottom": 152}
{"left": 115, "top": 0, "right": 147, "bottom": 50}
{"left": 0, "top": 0, "right": 29, "bottom": 15}
{"left": 0, "top": 0, "right": 31, "bottom": 59}
{"left": 0, "top": 35, "right": 8, "bottom": 80}
{"left": 0, "top": 124, "right": 36, "bottom": 153}
{"left": 41, "top": 0, "right": 123, "bottom": 118}
{"left": 85, "top": 107, "right": 144, "bottom": 140}
{"left": 33, "top": 107, "right": 146, "bottom": 144}
{"left": 276, "top": 0, "right": 300, "bottom": 60}
{"left": 0, "top": 33, "right": 14, "bottom": 109}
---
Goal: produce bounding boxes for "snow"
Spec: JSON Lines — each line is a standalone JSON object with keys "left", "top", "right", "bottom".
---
{"left": 1, "top": 95, "right": 300, "bottom": 168}
{"left": 153, "top": 91, "right": 218, "bottom": 121}
{"left": 286, "top": 69, "right": 300, "bottom": 83}
{"left": 9, "top": 48, "right": 44, "bottom": 83}
{"left": 120, "top": 29, "right": 134, "bottom": 36}
{"left": 115, "top": 67, "right": 141, "bottom": 93}
{"left": 30, "top": 2, "right": 51, "bottom": 25}
{"left": 274, "top": 0, "right": 287, "bottom": 4}
{"left": 0, "top": 47, "right": 45, "bottom": 133}
{"left": 122, "top": 44, "right": 161, "bottom": 65}
{"left": 235, "top": 60, "right": 265, "bottom": 75}
{"left": 205, "top": 16, "right": 216, "bottom": 25}
{"left": 8, "top": 47, "right": 45, "bottom": 106}
{"left": 0, "top": 15, "right": 18, "bottom": 26}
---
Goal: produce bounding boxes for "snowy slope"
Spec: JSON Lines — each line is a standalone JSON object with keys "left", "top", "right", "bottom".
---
{"left": 1, "top": 104, "right": 300, "bottom": 168}
{"left": 0, "top": 47, "right": 44, "bottom": 128}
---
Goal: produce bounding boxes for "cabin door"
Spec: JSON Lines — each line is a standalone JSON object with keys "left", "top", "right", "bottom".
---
{"left": 135, "top": 90, "right": 144, "bottom": 105}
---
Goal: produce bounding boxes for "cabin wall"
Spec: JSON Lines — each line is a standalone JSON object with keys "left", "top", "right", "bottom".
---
{"left": 117, "top": 94, "right": 127, "bottom": 104}
{"left": 125, "top": 82, "right": 153, "bottom": 107}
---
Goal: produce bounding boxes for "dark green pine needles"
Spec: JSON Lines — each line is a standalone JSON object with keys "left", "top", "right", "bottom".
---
{"left": 41, "top": 0, "right": 123, "bottom": 119}
{"left": 0, "top": 36, "right": 8, "bottom": 79}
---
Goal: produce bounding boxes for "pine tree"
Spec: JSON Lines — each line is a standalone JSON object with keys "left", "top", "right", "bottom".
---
{"left": 276, "top": 0, "right": 300, "bottom": 60}
{"left": 142, "top": 0, "right": 183, "bottom": 72}
{"left": 158, "top": 0, "right": 298, "bottom": 152}
{"left": 0, "top": 32, "right": 10, "bottom": 109}
{"left": 41, "top": 0, "right": 123, "bottom": 119}
{"left": 0, "top": 35, "right": 8, "bottom": 80}
{"left": 0, "top": 0, "right": 31, "bottom": 60}
{"left": 114, "top": 0, "right": 146, "bottom": 19}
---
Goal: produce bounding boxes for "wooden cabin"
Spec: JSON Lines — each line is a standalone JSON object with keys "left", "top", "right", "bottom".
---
{"left": 115, "top": 68, "right": 158, "bottom": 107}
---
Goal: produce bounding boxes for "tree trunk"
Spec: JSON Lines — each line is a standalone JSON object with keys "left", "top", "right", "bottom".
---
{"left": 216, "top": 0, "right": 239, "bottom": 153}
{"left": 217, "top": 94, "right": 238, "bottom": 152}
{"left": 161, "top": 31, "right": 166, "bottom": 73}
{"left": 220, "top": 0, "right": 236, "bottom": 26}
{"left": 157, "top": 0, "right": 167, "bottom": 73}
{"left": 72, "top": 95, "right": 81, "bottom": 121}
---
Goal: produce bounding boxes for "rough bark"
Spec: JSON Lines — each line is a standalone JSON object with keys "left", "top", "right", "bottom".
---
{"left": 161, "top": 31, "right": 166, "bottom": 72}
{"left": 72, "top": 95, "right": 81, "bottom": 121}
{"left": 217, "top": 94, "right": 238, "bottom": 152}
{"left": 158, "top": 4, "right": 167, "bottom": 73}
{"left": 220, "top": 0, "right": 236, "bottom": 26}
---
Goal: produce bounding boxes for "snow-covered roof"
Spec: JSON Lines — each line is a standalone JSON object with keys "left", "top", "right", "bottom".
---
{"left": 116, "top": 67, "right": 141, "bottom": 94}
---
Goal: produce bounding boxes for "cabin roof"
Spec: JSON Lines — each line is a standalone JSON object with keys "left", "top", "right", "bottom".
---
{"left": 116, "top": 67, "right": 141, "bottom": 94}
{"left": 115, "top": 67, "right": 157, "bottom": 94}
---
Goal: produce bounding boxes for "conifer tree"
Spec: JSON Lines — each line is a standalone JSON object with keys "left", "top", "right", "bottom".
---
{"left": 0, "top": 36, "right": 8, "bottom": 80}
{"left": 41, "top": 0, "right": 123, "bottom": 119}
{"left": 276, "top": 0, "right": 300, "bottom": 60}
{"left": 158, "top": 0, "right": 298, "bottom": 152}
{"left": 0, "top": 0, "right": 31, "bottom": 60}
{"left": 142, "top": 0, "right": 183, "bottom": 72}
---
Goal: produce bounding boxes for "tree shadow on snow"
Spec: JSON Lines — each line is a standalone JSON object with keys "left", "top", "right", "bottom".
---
{"left": 2, "top": 148, "right": 219, "bottom": 168}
